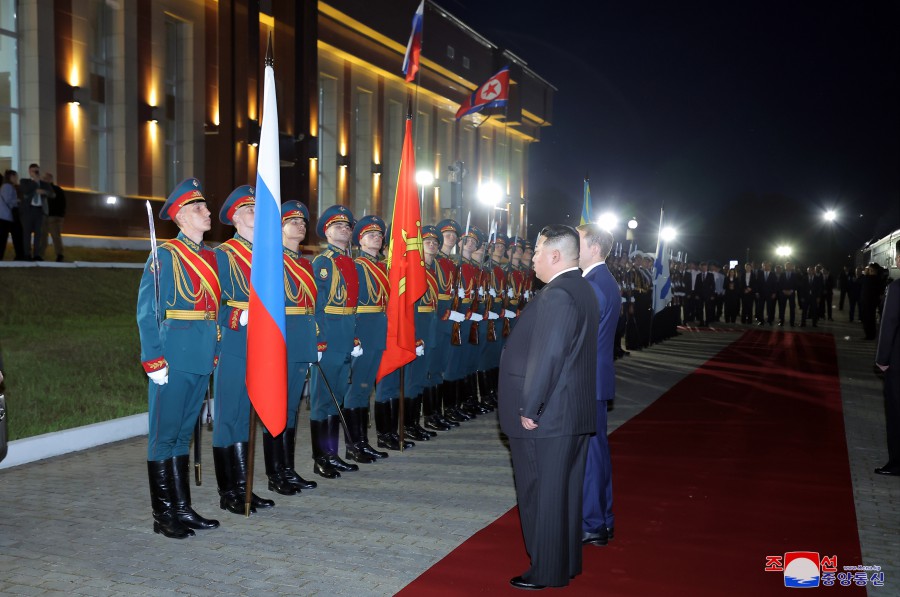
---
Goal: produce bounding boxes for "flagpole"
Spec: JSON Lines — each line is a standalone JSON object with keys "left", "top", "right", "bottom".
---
{"left": 398, "top": 367, "right": 406, "bottom": 452}
{"left": 245, "top": 409, "right": 257, "bottom": 516}
{"left": 649, "top": 202, "right": 665, "bottom": 346}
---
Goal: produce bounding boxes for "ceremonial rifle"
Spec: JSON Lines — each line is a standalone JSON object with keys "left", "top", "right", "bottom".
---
{"left": 501, "top": 229, "right": 519, "bottom": 338}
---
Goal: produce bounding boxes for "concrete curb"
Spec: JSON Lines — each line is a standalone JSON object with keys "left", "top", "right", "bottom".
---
{"left": 0, "top": 412, "right": 148, "bottom": 469}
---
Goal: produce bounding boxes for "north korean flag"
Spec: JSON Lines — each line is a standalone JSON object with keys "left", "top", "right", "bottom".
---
{"left": 455, "top": 66, "right": 510, "bottom": 120}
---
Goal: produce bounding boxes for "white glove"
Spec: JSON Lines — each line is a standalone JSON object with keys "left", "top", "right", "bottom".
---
{"left": 147, "top": 369, "right": 168, "bottom": 385}
{"left": 488, "top": 288, "right": 497, "bottom": 298}
{"left": 448, "top": 311, "right": 466, "bottom": 323}
{"left": 469, "top": 312, "right": 484, "bottom": 322}
{"left": 457, "top": 288, "right": 466, "bottom": 299}
{"left": 317, "top": 351, "right": 323, "bottom": 362}
{"left": 504, "top": 309, "right": 517, "bottom": 319}
{"left": 487, "top": 311, "right": 499, "bottom": 320}
{"left": 478, "top": 286, "right": 486, "bottom": 298}
{"left": 239, "top": 310, "right": 249, "bottom": 326}
{"left": 351, "top": 345, "right": 364, "bottom": 358}
{"left": 524, "top": 290, "right": 531, "bottom": 299}
{"left": 507, "top": 288, "right": 514, "bottom": 298}
{"left": 415, "top": 344, "right": 425, "bottom": 357}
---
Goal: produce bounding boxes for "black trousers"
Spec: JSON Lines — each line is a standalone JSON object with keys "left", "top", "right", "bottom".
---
{"left": 510, "top": 433, "right": 589, "bottom": 587}
{"left": 884, "top": 369, "right": 900, "bottom": 468}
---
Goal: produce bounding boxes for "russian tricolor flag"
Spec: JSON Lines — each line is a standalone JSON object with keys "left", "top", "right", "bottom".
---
{"left": 246, "top": 48, "right": 288, "bottom": 436}
{"left": 402, "top": 1, "right": 424, "bottom": 83}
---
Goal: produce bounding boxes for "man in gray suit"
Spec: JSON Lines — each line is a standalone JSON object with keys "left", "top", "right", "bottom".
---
{"left": 875, "top": 241, "right": 900, "bottom": 476}
{"left": 499, "top": 225, "right": 599, "bottom": 590}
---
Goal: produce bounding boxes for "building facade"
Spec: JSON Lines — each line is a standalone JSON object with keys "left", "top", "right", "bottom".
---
{"left": 2, "top": 0, "right": 553, "bottom": 244}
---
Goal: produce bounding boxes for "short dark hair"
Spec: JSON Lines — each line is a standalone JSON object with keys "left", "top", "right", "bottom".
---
{"left": 3, "top": 169, "right": 17, "bottom": 183}
{"left": 539, "top": 224, "right": 579, "bottom": 261}
{"left": 29, "top": 163, "right": 39, "bottom": 170}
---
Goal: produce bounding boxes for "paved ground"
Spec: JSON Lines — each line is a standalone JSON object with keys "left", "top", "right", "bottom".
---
{"left": 0, "top": 316, "right": 896, "bottom": 596}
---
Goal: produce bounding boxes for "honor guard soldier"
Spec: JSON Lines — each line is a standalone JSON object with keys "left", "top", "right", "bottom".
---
{"left": 137, "top": 178, "right": 221, "bottom": 539}
{"left": 406, "top": 225, "right": 444, "bottom": 436}
{"left": 310, "top": 205, "right": 363, "bottom": 479}
{"left": 346, "top": 215, "right": 390, "bottom": 460}
{"left": 212, "top": 186, "right": 279, "bottom": 511}
{"left": 506, "top": 237, "right": 527, "bottom": 334}
{"left": 429, "top": 219, "right": 463, "bottom": 428}
{"left": 456, "top": 226, "right": 490, "bottom": 417}
{"left": 522, "top": 240, "right": 536, "bottom": 300}
{"left": 279, "top": 201, "right": 321, "bottom": 492}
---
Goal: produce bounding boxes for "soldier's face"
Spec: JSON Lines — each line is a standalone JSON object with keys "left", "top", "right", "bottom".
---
{"left": 442, "top": 231, "right": 458, "bottom": 248}
{"left": 423, "top": 238, "right": 439, "bottom": 257}
{"left": 359, "top": 230, "right": 383, "bottom": 253}
{"left": 232, "top": 204, "right": 255, "bottom": 232}
{"left": 177, "top": 202, "right": 212, "bottom": 234}
{"left": 282, "top": 217, "right": 307, "bottom": 243}
{"left": 325, "top": 221, "right": 352, "bottom": 246}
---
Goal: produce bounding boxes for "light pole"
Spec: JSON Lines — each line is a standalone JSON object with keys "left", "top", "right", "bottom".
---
{"left": 477, "top": 181, "right": 504, "bottom": 238}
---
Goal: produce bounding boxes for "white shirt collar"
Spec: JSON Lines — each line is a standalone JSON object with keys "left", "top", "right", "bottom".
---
{"left": 548, "top": 266, "right": 580, "bottom": 284}
{"left": 581, "top": 261, "right": 606, "bottom": 277}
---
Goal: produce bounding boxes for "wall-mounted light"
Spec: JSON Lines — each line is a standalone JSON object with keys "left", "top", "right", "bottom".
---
{"left": 247, "top": 119, "right": 261, "bottom": 147}
{"left": 205, "top": 122, "right": 219, "bottom": 135}
{"left": 371, "top": 163, "right": 383, "bottom": 175}
{"left": 305, "top": 137, "right": 318, "bottom": 160}
{"left": 338, "top": 154, "right": 350, "bottom": 168}
{"left": 64, "top": 84, "right": 90, "bottom": 106}
{"left": 105, "top": 196, "right": 118, "bottom": 205}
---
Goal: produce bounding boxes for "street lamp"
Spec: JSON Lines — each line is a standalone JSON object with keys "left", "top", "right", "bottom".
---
{"left": 415, "top": 170, "right": 434, "bottom": 187}
{"left": 597, "top": 211, "right": 618, "bottom": 231}
{"left": 824, "top": 209, "right": 836, "bottom": 222}
{"left": 661, "top": 226, "right": 676, "bottom": 242}
{"left": 776, "top": 245, "right": 793, "bottom": 258}
{"left": 627, "top": 218, "right": 638, "bottom": 231}
{"left": 477, "top": 181, "right": 503, "bottom": 206}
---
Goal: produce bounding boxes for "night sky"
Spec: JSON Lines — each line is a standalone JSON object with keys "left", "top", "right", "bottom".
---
{"left": 445, "top": 1, "right": 899, "bottom": 267}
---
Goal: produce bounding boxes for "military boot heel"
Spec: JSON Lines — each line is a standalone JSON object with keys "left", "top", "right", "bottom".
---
{"left": 148, "top": 460, "right": 193, "bottom": 539}
{"left": 171, "top": 455, "right": 220, "bottom": 529}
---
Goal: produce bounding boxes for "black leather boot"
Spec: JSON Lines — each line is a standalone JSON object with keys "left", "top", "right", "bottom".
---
{"left": 263, "top": 432, "right": 298, "bottom": 495}
{"left": 213, "top": 446, "right": 247, "bottom": 514}
{"left": 415, "top": 395, "right": 438, "bottom": 437}
{"left": 476, "top": 370, "right": 495, "bottom": 411}
{"left": 375, "top": 400, "right": 401, "bottom": 450}
{"left": 471, "top": 372, "right": 493, "bottom": 413}
{"left": 325, "top": 415, "right": 359, "bottom": 472}
{"left": 311, "top": 419, "right": 340, "bottom": 479}
{"left": 171, "top": 455, "right": 219, "bottom": 530}
{"left": 437, "top": 382, "right": 461, "bottom": 426}
{"left": 446, "top": 379, "right": 471, "bottom": 421}
{"left": 356, "top": 407, "right": 388, "bottom": 459}
{"left": 283, "top": 428, "right": 317, "bottom": 489}
{"left": 232, "top": 443, "right": 275, "bottom": 509}
{"left": 342, "top": 408, "right": 375, "bottom": 464}
{"left": 404, "top": 396, "right": 430, "bottom": 441}
{"left": 390, "top": 398, "right": 415, "bottom": 449}
{"left": 423, "top": 386, "right": 451, "bottom": 431}
{"left": 147, "top": 460, "right": 193, "bottom": 539}
{"left": 457, "top": 377, "right": 481, "bottom": 418}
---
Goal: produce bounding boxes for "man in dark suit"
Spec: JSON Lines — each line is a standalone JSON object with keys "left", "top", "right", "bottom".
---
{"left": 696, "top": 261, "right": 715, "bottom": 326}
{"left": 576, "top": 224, "right": 620, "bottom": 548}
{"left": 875, "top": 242, "right": 900, "bottom": 476}
{"left": 800, "top": 265, "right": 824, "bottom": 327}
{"left": 741, "top": 263, "right": 756, "bottom": 323}
{"left": 499, "top": 225, "right": 599, "bottom": 590}
{"left": 778, "top": 261, "right": 798, "bottom": 327}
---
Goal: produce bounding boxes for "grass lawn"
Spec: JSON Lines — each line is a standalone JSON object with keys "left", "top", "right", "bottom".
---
{"left": 0, "top": 267, "right": 148, "bottom": 440}
{"left": 3, "top": 242, "right": 148, "bottom": 263}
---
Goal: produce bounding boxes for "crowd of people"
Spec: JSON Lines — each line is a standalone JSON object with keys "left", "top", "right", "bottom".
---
{"left": 0, "top": 164, "right": 67, "bottom": 262}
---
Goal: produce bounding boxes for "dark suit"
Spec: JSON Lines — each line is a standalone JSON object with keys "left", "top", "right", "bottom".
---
{"left": 741, "top": 269, "right": 756, "bottom": 323}
{"left": 760, "top": 270, "right": 779, "bottom": 323}
{"left": 581, "top": 263, "right": 619, "bottom": 538}
{"left": 499, "top": 268, "right": 599, "bottom": 587}
{"left": 696, "top": 271, "right": 715, "bottom": 325}
{"left": 778, "top": 270, "right": 798, "bottom": 325}
{"left": 876, "top": 278, "right": 900, "bottom": 470}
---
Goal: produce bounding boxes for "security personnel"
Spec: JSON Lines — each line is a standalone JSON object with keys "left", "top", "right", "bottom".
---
{"left": 212, "top": 186, "right": 280, "bottom": 512}
{"left": 347, "top": 215, "right": 389, "bottom": 460}
{"left": 506, "top": 237, "right": 527, "bottom": 334}
{"left": 310, "top": 205, "right": 363, "bottom": 479}
{"left": 137, "top": 177, "right": 220, "bottom": 539}
{"left": 428, "top": 219, "right": 462, "bottom": 429}
{"left": 279, "top": 201, "right": 322, "bottom": 492}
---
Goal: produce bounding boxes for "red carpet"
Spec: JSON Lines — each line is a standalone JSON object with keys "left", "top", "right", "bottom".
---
{"left": 398, "top": 331, "right": 865, "bottom": 596}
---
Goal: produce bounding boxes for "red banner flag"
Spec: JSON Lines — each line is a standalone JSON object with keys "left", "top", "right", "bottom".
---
{"left": 376, "top": 117, "right": 427, "bottom": 383}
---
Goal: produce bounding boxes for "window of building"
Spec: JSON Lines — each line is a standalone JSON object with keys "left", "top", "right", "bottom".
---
{"left": 88, "top": 0, "right": 113, "bottom": 193}
{"left": 164, "top": 17, "right": 186, "bottom": 193}
{"left": 446, "top": 45, "right": 454, "bottom": 59}
{"left": 317, "top": 74, "right": 338, "bottom": 216}
{"left": 435, "top": 114, "right": 453, "bottom": 210}
{"left": 353, "top": 88, "right": 373, "bottom": 216}
{"left": 415, "top": 108, "right": 431, "bottom": 221}
{"left": 0, "top": 0, "right": 19, "bottom": 174}
{"left": 462, "top": 56, "right": 470, "bottom": 69}
{"left": 383, "top": 99, "right": 403, "bottom": 218}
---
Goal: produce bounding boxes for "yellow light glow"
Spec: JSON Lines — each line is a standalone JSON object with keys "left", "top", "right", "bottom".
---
{"left": 149, "top": 120, "right": 158, "bottom": 143}
{"left": 68, "top": 102, "right": 80, "bottom": 122}
{"left": 212, "top": 105, "right": 220, "bottom": 126}
{"left": 148, "top": 89, "right": 157, "bottom": 108}
{"left": 68, "top": 65, "right": 80, "bottom": 87}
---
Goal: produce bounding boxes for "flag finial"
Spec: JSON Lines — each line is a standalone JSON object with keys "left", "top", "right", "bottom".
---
{"left": 265, "top": 31, "right": 274, "bottom": 67}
